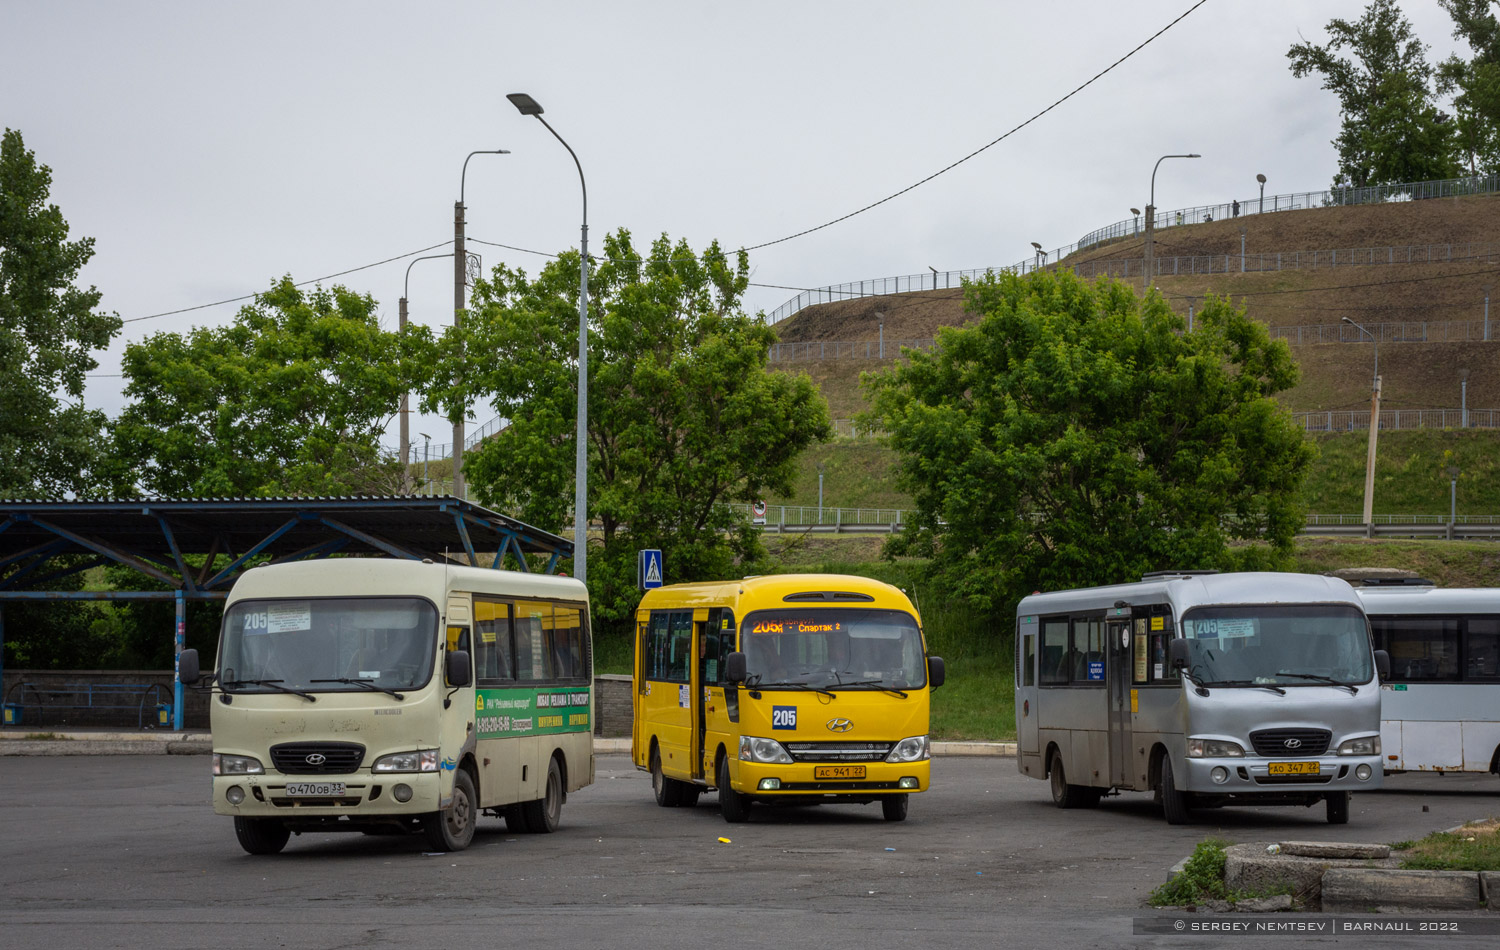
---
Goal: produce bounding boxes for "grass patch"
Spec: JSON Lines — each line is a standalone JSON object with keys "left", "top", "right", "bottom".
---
{"left": 1396, "top": 818, "right": 1500, "bottom": 871}
{"left": 1150, "top": 838, "right": 1238, "bottom": 906}
{"left": 23, "top": 732, "right": 68, "bottom": 740}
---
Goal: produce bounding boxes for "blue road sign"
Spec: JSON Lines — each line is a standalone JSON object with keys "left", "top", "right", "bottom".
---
{"left": 639, "top": 549, "right": 664, "bottom": 590}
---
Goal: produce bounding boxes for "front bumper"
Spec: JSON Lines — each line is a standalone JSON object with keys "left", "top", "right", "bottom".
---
{"left": 1180, "top": 755, "right": 1383, "bottom": 794}
{"left": 211, "top": 770, "right": 442, "bottom": 818}
{"left": 730, "top": 757, "right": 929, "bottom": 797}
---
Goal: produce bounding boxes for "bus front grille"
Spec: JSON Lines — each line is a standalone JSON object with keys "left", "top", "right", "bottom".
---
{"left": 270, "top": 741, "right": 366, "bottom": 774}
{"left": 1248, "top": 729, "right": 1330, "bottom": 757}
{"left": 784, "top": 742, "right": 893, "bottom": 762}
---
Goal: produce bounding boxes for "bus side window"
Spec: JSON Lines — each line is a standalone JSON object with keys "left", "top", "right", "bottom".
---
{"left": 1040, "top": 618, "right": 1069, "bottom": 685}
{"left": 552, "top": 606, "right": 587, "bottom": 683}
{"left": 474, "top": 598, "right": 513, "bottom": 684}
{"left": 1468, "top": 617, "right": 1500, "bottom": 680}
{"left": 1020, "top": 633, "right": 1035, "bottom": 687}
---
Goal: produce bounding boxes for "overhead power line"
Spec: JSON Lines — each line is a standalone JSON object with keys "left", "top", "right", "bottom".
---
{"left": 738, "top": 0, "right": 1213, "bottom": 252}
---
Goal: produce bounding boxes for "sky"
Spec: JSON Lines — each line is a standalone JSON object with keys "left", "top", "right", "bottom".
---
{"left": 1, "top": 0, "right": 1476, "bottom": 453}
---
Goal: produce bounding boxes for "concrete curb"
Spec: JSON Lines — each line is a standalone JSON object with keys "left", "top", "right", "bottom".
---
{"left": 1, "top": 731, "right": 1015, "bottom": 758}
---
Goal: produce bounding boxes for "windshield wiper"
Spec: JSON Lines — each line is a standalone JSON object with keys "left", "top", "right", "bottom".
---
{"left": 221, "top": 679, "right": 316, "bottom": 702}
{"left": 310, "top": 677, "right": 406, "bottom": 700}
{"left": 1201, "top": 678, "right": 1286, "bottom": 695}
{"left": 833, "top": 679, "right": 909, "bottom": 698}
{"left": 1275, "top": 672, "right": 1358, "bottom": 694}
{"left": 749, "top": 679, "right": 836, "bottom": 698}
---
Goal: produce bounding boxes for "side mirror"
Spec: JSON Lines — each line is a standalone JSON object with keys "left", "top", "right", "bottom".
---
{"left": 1167, "top": 638, "right": 1190, "bottom": 671}
{"left": 927, "top": 656, "right": 945, "bottom": 689}
{"left": 178, "top": 649, "right": 201, "bottom": 686}
{"left": 445, "top": 650, "right": 472, "bottom": 688}
{"left": 724, "top": 652, "right": 747, "bottom": 685}
{"left": 1374, "top": 649, "right": 1390, "bottom": 681}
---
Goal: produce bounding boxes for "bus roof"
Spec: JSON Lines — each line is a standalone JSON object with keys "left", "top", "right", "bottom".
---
{"left": 1354, "top": 586, "right": 1500, "bottom": 614}
{"left": 637, "top": 573, "right": 916, "bottom": 616}
{"left": 1016, "top": 571, "right": 1361, "bottom": 617}
{"left": 226, "top": 558, "right": 588, "bottom": 605}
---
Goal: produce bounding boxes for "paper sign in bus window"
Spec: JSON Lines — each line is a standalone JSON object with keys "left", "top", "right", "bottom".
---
{"left": 266, "top": 603, "right": 311, "bottom": 633}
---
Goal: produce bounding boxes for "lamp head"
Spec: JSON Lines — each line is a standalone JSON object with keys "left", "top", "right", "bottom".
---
{"left": 1256, "top": 173, "right": 1267, "bottom": 184}
{"left": 1340, "top": 316, "right": 1354, "bottom": 326}
{"left": 1130, "top": 207, "right": 1141, "bottom": 215}
{"left": 1030, "top": 241, "right": 1043, "bottom": 250}
{"left": 507, "top": 93, "right": 544, "bottom": 116}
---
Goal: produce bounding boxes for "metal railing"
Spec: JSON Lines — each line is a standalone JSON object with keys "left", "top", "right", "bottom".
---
{"left": 395, "top": 414, "right": 510, "bottom": 466}
{"left": 1271, "top": 319, "right": 1492, "bottom": 345}
{"left": 765, "top": 172, "right": 1500, "bottom": 325}
{"left": 1293, "top": 408, "right": 1499, "bottom": 431}
{"left": 769, "top": 339, "right": 935, "bottom": 362}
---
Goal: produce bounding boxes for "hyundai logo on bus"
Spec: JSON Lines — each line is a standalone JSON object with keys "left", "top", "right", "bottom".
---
{"left": 826, "top": 718, "right": 854, "bottom": 733}
{"left": 1284, "top": 738, "right": 1302, "bottom": 750}
{"left": 305, "top": 753, "right": 327, "bottom": 766}
{"left": 638, "top": 549, "right": 663, "bottom": 590}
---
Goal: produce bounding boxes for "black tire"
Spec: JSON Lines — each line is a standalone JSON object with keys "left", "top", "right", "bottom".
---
{"left": 880, "top": 795, "right": 909, "bottom": 822}
{"left": 650, "top": 746, "right": 685, "bottom": 807}
{"left": 1326, "top": 790, "right": 1350, "bottom": 825}
{"left": 423, "top": 768, "right": 477, "bottom": 851}
{"left": 717, "top": 756, "right": 752, "bottom": 823}
{"left": 1159, "top": 754, "right": 1192, "bottom": 826}
{"left": 680, "top": 785, "right": 702, "bottom": 808}
{"left": 1049, "top": 750, "right": 1102, "bottom": 809}
{"left": 233, "top": 817, "right": 290, "bottom": 855}
{"left": 521, "top": 757, "right": 563, "bottom": 834}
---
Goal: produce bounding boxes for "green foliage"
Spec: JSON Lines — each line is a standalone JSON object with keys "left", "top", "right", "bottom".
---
{"left": 1397, "top": 821, "right": 1500, "bottom": 871}
{"left": 1438, "top": 0, "right": 1500, "bottom": 174}
{"left": 863, "top": 270, "right": 1313, "bottom": 614}
{"left": 0, "top": 128, "right": 121, "bottom": 497}
{"left": 1149, "top": 838, "right": 1235, "bottom": 906}
{"left": 430, "top": 230, "right": 831, "bottom": 635}
{"left": 1288, "top": 0, "right": 1459, "bottom": 188}
{"left": 110, "top": 277, "right": 417, "bottom": 497}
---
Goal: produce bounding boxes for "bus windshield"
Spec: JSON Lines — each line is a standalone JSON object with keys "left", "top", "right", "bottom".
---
{"left": 1179, "top": 604, "right": 1372, "bottom": 687}
{"left": 220, "top": 598, "right": 438, "bottom": 693}
{"left": 741, "top": 608, "right": 926, "bottom": 690}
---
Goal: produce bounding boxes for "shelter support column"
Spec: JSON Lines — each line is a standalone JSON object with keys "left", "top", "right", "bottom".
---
{"left": 173, "top": 590, "right": 185, "bottom": 731}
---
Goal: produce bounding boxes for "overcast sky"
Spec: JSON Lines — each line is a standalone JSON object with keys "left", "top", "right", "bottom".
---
{"left": 2, "top": 0, "right": 1474, "bottom": 447}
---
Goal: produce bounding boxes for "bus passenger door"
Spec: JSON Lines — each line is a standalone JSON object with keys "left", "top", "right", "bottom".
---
{"left": 1016, "top": 617, "right": 1040, "bottom": 776}
{"left": 699, "top": 609, "right": 735, "bottom": 782}
{"left": 1107, "top": 619, "right": 1133, "bottom": 789}
{"left": 642, "top": 610, "right": 695, "bottom": 782}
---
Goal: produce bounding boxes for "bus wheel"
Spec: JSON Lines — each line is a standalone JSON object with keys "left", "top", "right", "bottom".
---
{"left": 651, "top": 747, "right": 685, "bottom": 807}
{"left": 717, "top": 756, "right": 753, "bottom": 823}
{"left": 423, "top": 769, "right": 477, "bottom": 851}
{"left": 1049, "top": 750, "right": 1102, "bottom": 809}
{"left": 522, "top": 757, "right": 563, "bottom": 834}
{"left": 233, "top": 817, "right": 290, "bottom": 855}
{"left": 1159, "top": 755, "right": 1192, "bottom": 826}
{"left": 880, "top": 795, "right": 908, "bottom": 822}
{"left": 1325, "top": 791, "right": 1350, "bottom": 825}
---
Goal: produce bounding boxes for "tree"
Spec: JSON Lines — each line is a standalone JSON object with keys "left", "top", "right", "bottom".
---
{"left": 429, "top": 229, "right": 831, "bottom": 632}
{"left": 1288, "top": 0, "right": 1458, "bottom": 188}
{"left": 863, "top": 270, "right": 1314, "bottom": 614}
{"left": 1436, "top": 0, "right": 1500, "bottom": 174}
{"left": 110, "top": 277, "right": 416, "bottom": 497}
{"left": 0, "top": 128, "right": 121, "bottom": 497}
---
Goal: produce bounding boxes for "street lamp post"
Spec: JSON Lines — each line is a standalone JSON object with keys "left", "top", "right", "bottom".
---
{"left": 453, "top": 148, "right": 510, "bottom": 499}
{"left": 399, "top": 253, "right": 453, "bottom": 493}
{"left": 1144, "top": 153, "right": 1201, "bottom": 289}
{"left": 420, "top": 433, "right": 431, "bottom": 495}
{"left": 1484, "top": 283, "right": 1493, "bottom": 342}
{"left": 876, "top": 310, "right": 885, "bottom": 359}
{"left": 1343, "top": 316, "right": 1382, "bottom": 526}
{"left": 1130, "top": 207, "right": 1141, "bottom": 237}
{"left": 509, "top": 92, "right": 590, "bottom": 583}
{"left": 1030, "top": 241, "right": 1043, "bottom": 272}
{"left": 1257, "top": 173, "right": 1267, "bottom": 214}
{"left": 927, "top": 265, "right": 938, "bottom": 290}
{"left": 1460, "top": 368, "right": 1469, "bottom": 428}
{"left": 1448, "top": 464, "right": 1461, "bottom": 525}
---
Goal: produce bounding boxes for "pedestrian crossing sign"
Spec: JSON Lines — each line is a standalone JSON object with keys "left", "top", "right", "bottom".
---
{"left": 639, "top": 549, "right": 664, "bottom": 590}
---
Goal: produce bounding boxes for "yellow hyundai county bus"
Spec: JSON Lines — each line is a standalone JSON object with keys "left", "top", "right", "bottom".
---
{"left": 632, "top": 574, "right": 944, "bottom": 823}
{"left": 180, "top": 558, "right": 594, "bottom": 854}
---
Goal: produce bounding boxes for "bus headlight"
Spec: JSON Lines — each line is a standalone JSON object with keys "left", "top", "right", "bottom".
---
{"left": 1185, "top": 738, "right": 1245, "bottom": 758}
{"left": 213, "top": 753, "right": 264, "bottom": 775}
{"left": 372, "top": 750, "right": 440, "bottom": 773}
{"left": 739, "top": 737, "right": 793, "bottom": 764}
{"left": 1337, "top": 736, "right": 1380, "bottom": 756}
{"left": 885, "top": 736, "right": 930, "bottom": 763}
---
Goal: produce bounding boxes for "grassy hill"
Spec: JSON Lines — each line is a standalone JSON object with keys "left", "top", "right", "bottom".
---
{"left": 765, "top": 195, "right": 1500, "bottom": 517}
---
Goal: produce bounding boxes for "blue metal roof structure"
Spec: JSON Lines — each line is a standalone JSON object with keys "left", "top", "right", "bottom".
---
{"left": 0, "top": 496, "right": 573, "bottom": 729}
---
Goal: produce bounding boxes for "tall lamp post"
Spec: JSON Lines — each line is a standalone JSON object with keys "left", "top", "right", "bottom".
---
{"left": 509, "top": 92, "right": 591, "bottom": 583}
{"left": 1030, "top": 241, "right": 1044, "bottom": 271}
{"left": 1257, "top": 173, "right": 1267, "bottom": 214}
{"left": 399, "top": 253, "right": 454, "bottom": 493}
{"left": 453, "top": 148, "right": 510, "bottom": 499}
{"left": 1460, "top": 368, "right": 1469, "bottom": 428}
{"left": 1130, "top": 207, "right": 1141, "bottom": 237}
{"left": 1448, "top": 464, "right": 1461, "bottom": 525}
{"left": 1343, "top": 316, "right": 1382, "bottom": 526}
{"left": 1144, "top": 153, "right": 1200, "bottom": 289}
